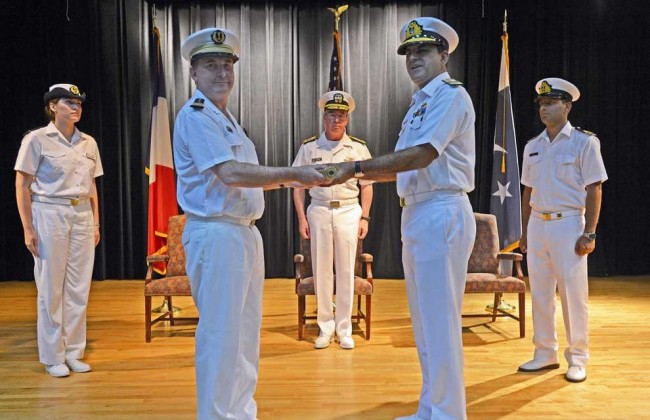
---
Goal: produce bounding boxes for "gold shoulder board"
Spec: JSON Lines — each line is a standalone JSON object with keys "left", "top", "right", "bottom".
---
{"left": 575, "top": 127, "right": 597, "bottom": 136}
{"left": 302, "top": 135, "right": 318, "bottom": 144}
{"left": 349, "top": 135, "right": 366, "bottom": 145}
{"left": 443, "top": 78, "right": 463, "bottom": 87}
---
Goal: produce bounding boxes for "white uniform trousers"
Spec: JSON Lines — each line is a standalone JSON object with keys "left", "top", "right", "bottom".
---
{"left": 183, "top": 217, "right": 265, "bottom": 420}
{"left": 307, "top": 203, "right": 362, "bottom": 337}
{"left": 401, "top": 193, "right": 475, "bottom": 420}
{"left": 31, "top": 201, "right": 95, "bottom": 365}
{"left": 527, "top": 214, "right": 589, "bottom": 367}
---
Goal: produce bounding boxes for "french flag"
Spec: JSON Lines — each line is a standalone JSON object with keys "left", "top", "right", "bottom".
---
{"left": 146, "top": 25, "right": 177, "bottom": 274}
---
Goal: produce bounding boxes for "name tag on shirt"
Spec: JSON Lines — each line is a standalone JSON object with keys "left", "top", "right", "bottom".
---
{"left": 529, "top": 152, "right": 539, "bottom": 156}
{"left": 311, "top": 157, "right": 322, "bottom": 163}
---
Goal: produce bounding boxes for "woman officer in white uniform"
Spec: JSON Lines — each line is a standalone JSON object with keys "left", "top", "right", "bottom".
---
{"left": 15, "top": 83, "right": 103, "bottom": 378}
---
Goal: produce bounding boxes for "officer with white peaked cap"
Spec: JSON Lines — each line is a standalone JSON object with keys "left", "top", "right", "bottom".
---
{"left": 292, "top": 90, "right": 373, "bottom": 351}
{"left": 534, "top": 77, "right": 581, "bottom": 102}
{"left": 173, "top": 27, "right": 328, "bottom": 420}
{"left": 519, "top": 77, "right": 607, "bottom": 384}
{"left": 180, "top": 27, "right": 240, "bottom": 62}
{"left": 397, "top": 16, "right": 459, "bottom": 54}
{"left": 317, "top": 90, "right": 356, "bottom": 112}
{"left": 15, "top": 83, "right": 103, "bottom": 378}
{"left": 326, "top": 16, "right": 476, "bottom": 420}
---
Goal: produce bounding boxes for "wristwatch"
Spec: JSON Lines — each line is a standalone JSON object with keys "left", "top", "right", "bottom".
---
{"left": 582, "top": 232, "right": 597, "bottom": 241}
{"left": 353, "top": 160, "right": 365, "bottom": 178}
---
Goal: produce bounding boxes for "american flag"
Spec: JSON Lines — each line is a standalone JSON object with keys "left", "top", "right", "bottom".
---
{"left": 328, "top": 30, "right": 343, "bottom": 91}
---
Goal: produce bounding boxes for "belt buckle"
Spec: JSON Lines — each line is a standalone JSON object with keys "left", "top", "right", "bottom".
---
{"left": 70, "top": 198, "right": 79, "bottom": 206}
{"left": 330, "top": 201, "right": 340, "bottom": 208}
{"left": 542, "top": 212, "right": 551, "bottom": 221}
{"left": 400, "top": 197, "right": 406, "bottom": 208}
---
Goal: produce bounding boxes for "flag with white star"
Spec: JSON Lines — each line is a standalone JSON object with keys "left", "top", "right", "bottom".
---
{"left": 489, "top": 30, "right": 522, "bottom": 250}
{"left": 328, "top": 30, "right": 343, "bottom": 91}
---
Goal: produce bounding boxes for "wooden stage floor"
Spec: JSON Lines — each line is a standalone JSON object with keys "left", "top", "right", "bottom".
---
{"left": 1, "top": 277, "right": 649, "bottom": 419}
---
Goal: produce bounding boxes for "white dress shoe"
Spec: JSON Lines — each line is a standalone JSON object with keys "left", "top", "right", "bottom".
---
{"left": 314, "top": 333, "right": 333, "bottom": 349}
{"left": 394, "top": 415, "right": 425, "bottom": 420}
{"left": 45, "top": 363, "right": 70, "bottom": 378}
{"left": 66, "top": 359, "right": 92, "bottom": 373}
{"left": 518, "top": 358, "right": 560, "bottom": 372}
{"left": 566, "top": 365, "right": 587, "bottom": 383}
{"left": 339, "top": 336, "right": 355, "bottom": 350}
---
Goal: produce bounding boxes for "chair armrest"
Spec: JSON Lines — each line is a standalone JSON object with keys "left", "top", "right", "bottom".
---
{"left": 146, "top": 254, "right": 170, "bottom": 264}
{"left": 360, "top": 253, "right": 373, "bottom": 263}
{"left": 496, "top": 252, "right": 523, "bottom": 261}
{"left": 294, "top": 254, "right": 304, "bottom": 263}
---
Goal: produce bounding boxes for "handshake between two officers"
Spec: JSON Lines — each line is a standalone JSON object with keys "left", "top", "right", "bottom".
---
{"left": 275, "top": 161, "right": 359, "bottom": 190}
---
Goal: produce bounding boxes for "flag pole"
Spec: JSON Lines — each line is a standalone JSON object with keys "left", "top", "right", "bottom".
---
{"left": 327, "top": 5, "right": 348, "bottom": 92}
{"left": 327, "top": 5, "right": 348, "bottom": 32}
{"left": 487, "top": 9, "right": 521, "bottom": 314}
{"left": 500, "top": 10, "right": 508, "bottom": 174}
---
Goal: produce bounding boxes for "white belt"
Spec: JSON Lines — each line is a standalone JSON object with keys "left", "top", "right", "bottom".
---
{"left": 188, "top": 214, "right": 256, "bottom": 227}
{"left": 399, "top": 189, "right": 465, "bottom": 207}
{"left": 32, "top": 195, "right": 90, "bottom": 206}
{"left": 532, "top": 209, "right": 584, "bottom": 221}
{"left": 311, "top": 198, "right": 359, "bottom": 208}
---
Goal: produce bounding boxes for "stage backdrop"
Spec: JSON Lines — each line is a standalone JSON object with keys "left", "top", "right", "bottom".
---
{"left": 1, "top": 0, "right": 648, "bottom": 280}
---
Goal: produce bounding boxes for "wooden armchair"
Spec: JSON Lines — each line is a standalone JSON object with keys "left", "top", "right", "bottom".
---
{"left": 294, "top": 238, "right": 374, "bottom": 341}
{"left": 463, "top": 213, "right": 527, "bottom": 338}
{"left": 144, "top": 214, "right": 198, "bottom": 342}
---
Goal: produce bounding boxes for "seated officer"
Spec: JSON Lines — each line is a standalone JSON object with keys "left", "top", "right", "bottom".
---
{"left": 292, "top": 90, "right": 373, "bottom": 350}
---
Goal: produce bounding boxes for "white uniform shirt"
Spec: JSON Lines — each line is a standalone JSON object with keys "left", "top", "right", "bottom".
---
{"left": 521, "top": 121, "right": 607, "bottom": 212}
{"left": 292, "top": 132, "right": 372, "bottom": 201}
{"left": 395, "top": 72, "right": 476, "bottom": 197}
{"left": 14, "top": 122, "right": 103, "bottom": 198}
{"left": 173, "top": 90, "right": 264, "bottom": 219}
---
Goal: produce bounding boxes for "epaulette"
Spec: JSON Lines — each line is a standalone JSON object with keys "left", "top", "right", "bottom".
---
{"left": 575, "top": 127, "right": 597, "bottom": 137}
{"left": 190, "top": 98, "right": 205, "bottom": 110}
{"left": 349, "top": 135, "right": 366, "bottom": 145}
{"left": 302, "top": 135, "right": 318, "bottom": 144}
{"left": 443, "top": 78, "right": 463, "bottom": 87}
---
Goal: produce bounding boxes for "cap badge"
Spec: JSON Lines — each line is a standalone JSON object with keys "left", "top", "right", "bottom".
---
{"left": 211, "top": 30, "right": 226, "bottom": 45}
{"left": 69, "top": 85, "right": 80, "bottom": 95}
{"left": 538, "top": 81, "right": 552, "bottom": 95}
{"left": 333, "top": 93, "right": 344, "bottom": 104}
{"left": 405, "top": 20, "right": 423, "bottom": 40}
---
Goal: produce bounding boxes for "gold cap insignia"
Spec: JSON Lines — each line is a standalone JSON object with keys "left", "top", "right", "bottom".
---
{"left": 333, "top": 93, "right": 344, "bottom": 104}
{"left": 405, "top": 20, "right": 423, "bottom": 40}
{"left": 211, "top": 30, "right": 226, "bottom": 45}
{"left": 69, "top": 85, "right": 80, "bottom": 95}
{"left": 538, "top": 81, "right": 552, "bottom": 95}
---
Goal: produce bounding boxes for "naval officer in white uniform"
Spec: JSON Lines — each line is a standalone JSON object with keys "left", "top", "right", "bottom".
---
{"left": 518, "top": 78, "right": 607, "bottom": 384}
{"left": 15, "top": 83, "right": 102, "bottom": 378}
{"left": 174, "top": 27, "right": 328, "bottom": 420}
{"left": 329, "top": 17, "right": 477, "bottom": 420}
{"left": 292, "top": 90, "right": 373, "bottom": 350}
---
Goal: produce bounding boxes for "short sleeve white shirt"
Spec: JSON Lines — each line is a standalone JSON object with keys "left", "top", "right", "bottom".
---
{"left": 14, "top": 122, "right": 103, "bottom": 198}
{"left": 292, "top": 132, "right": 372, "bottom": 201}
{"left": 395, "top": 72, "right": 476, "bottom": 197}
{"left": 521, "top": 121, "right": 608, "bottom": 212}
{"left": 173, "top": 90, "right": 264, "bottom": 219}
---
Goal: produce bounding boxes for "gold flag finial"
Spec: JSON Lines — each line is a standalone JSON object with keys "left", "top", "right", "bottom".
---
{"left": 327, "top": 5, "right": 349, "bottom": 32}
